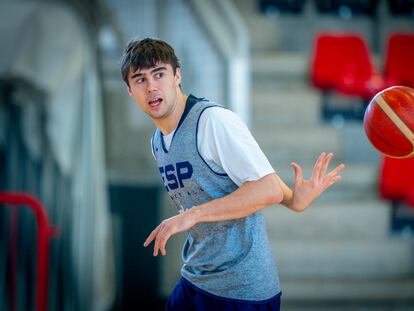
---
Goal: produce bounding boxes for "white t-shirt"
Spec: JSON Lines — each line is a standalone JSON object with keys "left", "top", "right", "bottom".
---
{"left": 159, "top": 107, "right": 275, "bottom": 187}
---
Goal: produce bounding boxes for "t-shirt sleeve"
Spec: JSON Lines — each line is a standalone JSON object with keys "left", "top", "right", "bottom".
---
{"left": 197, "top": 107, "right": 275, "bottom": 187}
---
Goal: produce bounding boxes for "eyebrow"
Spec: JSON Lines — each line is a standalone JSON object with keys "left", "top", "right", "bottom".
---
{"left": 130, "top": 66, "right": 167, "bottom": 79}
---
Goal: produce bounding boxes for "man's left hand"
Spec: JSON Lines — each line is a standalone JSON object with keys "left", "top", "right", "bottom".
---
{"left": 289, "top": 152, "right": 345, "bottom": 212}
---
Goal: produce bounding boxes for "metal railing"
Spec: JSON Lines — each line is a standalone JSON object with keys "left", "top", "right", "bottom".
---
{"left": 0, "top": 192, "right": 59, "bottom": 311}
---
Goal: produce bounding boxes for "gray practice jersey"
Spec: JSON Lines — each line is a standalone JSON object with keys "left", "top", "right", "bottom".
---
{"left": 151, "top": 95, "right": 281, "bottom": 301}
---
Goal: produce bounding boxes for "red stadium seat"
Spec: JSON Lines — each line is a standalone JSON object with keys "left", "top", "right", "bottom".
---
{"left": 384, "top": 33, "right": 414, "bottom": 88}
{"left": 310, "top": 32, "right": 385, "bottom": 99}
{"left": 379, "top": 156, "right": 414, "bottom": 208}
{"left": 311, "top": 33, "right": 348, "bottom": 91}
{"left": 407, "top": 187, "right": 414, "bottom": 207}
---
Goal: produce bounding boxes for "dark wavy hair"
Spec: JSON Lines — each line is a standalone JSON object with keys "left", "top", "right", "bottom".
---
{"left": 120, "top": 38, "right": 180, "bottom": 86}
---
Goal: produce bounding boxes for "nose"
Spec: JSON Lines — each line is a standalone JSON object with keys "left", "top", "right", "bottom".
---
{"left": 146, "top": 77, "right": 158, "bottom": 93}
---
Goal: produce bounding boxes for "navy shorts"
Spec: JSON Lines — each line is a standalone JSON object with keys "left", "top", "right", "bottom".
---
{"left": 165, "top": 277, "right": 281, "bottom": 311}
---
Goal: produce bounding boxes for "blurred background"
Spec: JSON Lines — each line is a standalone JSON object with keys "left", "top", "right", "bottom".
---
{"left": 1, "top": 0, "right": 414, "bottom": 310}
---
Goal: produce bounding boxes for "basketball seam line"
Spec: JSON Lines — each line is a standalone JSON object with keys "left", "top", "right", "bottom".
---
{"left": 376, "top": 94, "right": 414, "bottom": 148}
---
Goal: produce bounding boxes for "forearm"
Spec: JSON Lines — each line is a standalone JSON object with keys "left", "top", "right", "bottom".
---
{"left": 274, "top": 175, "right": 297, "bottom": 211}
{"left": 187, "top": 173, "right": 283, "bottom": 224}
{"left": 144, "top": 153, "right": 344, "bottom": 256}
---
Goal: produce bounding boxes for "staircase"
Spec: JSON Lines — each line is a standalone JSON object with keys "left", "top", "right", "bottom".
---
{"left": 238, "top": 0, "right": 414, "bottom": 309}
{"left": 253, "top": 50, "right": 414, "bottom": 311}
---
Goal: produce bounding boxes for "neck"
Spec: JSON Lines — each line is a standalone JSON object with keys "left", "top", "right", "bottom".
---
{"left": 154, "top": 90, "right": 187, "bottom": 135}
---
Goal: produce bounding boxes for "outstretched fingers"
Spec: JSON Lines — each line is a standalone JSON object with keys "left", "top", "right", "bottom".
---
{"left": 154, "top": 224, "right": 173, "bottom": 256}
{"left": 143, "top": 225, "right": 161, "bottom": 248}
{"left": 327, "top": 163, "right": 345, "bottom": 178}
{"left": 324, "top": 163, "right": 345, "bottom": 188}
{"left": 144, "top": 222, "right": 172, "bottom": 256}
{"left": 312, "top": 152, "right": 326, "bottom": 181}
{"left": 291, "top": 162, "right": 303, "bottom": 185}
{"left": 327, "top": 175, "right": 342, "bottom": 188}
{"left": 320, "top": 152, "right": 334, "bottom": 179}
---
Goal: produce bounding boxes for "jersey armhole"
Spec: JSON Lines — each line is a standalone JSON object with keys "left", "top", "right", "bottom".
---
{"left": 195, "top": 106, "right": 229, "bottom": 177}
{"left": 150, "top": 131, "right": 157, "bottom": 159}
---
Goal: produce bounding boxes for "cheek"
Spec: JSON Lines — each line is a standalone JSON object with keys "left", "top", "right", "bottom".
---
{"left": 131, "top": 87, "right": 144, "bottom": 98}
{"left": 130, "top": 90, "right": 146, "bottom": 107}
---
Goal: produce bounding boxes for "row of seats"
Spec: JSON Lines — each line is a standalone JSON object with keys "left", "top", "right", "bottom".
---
{"left": 310, "top": 32, "right": 414, "bottom": 208}
{"left": 310, "top": 32, "right": 414, "bottom": 100}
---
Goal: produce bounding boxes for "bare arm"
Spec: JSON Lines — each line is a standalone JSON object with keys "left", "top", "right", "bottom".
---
{"left": 190, "top": 173, "right": 283, "bottom": 222}
{"left": 143, "top": 173, "right": 283, "bottom": 256}
{"left": 144, "top": 152, "right": 345, "bottom": 256}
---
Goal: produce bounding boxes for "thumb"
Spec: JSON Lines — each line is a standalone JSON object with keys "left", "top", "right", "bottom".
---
{"left": 291, "top": 162, "right": 303, "bottom": 185}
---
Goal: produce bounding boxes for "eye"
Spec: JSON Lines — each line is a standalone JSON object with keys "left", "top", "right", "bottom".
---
{"left": 136, "top": 77, "right": 145, "bottom": 84}
{"left": 154, "top": 72, "right": 164, "bottom": 79}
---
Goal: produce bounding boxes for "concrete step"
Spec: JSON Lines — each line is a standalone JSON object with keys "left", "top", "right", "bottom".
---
{"left": 252, "top": 89, "right": 321, "bottom": 128}
{"left": 252, "top": 126, "right": 342, "bottom": 163}
{"left": 251, "top": 53, "right": 310, "bottom": 90}
{"left": 272, "top": 238, "right": 414, "bottom": 278}
{"left": 252, "top": 53, "right": 308, "bottom": 77}
{"left": 234, "top": 0, "right": 282, "bottom": 53}
{"left": 280, "top": 277, "right": 414, "bottom": 303}
{"left": 340, "top": 121, "right": 382, "bottom": 163}
{"left": 252, "top": 123, "right": 380, "bottom": 166}
{"left": 264, "top": 200, "right": 390, "bottom": 240}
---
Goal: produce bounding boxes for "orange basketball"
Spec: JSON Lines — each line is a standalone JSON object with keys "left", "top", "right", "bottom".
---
{"left": 363, "top": 85, "right": 414, "bottom": 158}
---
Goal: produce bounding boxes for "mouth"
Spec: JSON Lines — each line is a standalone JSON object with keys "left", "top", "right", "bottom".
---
{"left": 148, "top": 97, "right": 163, "bottom": 108}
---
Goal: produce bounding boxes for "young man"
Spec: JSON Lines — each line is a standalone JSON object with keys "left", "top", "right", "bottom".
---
{"left": 120, "top": 38, "right": 345, "bottom": 311}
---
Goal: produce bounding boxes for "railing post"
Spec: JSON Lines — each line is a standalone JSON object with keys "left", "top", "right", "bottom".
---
{"left": 0, "top": 192, "right": 59, "bottom": 311}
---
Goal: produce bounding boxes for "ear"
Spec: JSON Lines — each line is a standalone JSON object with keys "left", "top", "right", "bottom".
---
{"left": 175, "top": 68, "right": 181, "bottom": 86}
{"left": 126, "top": 84, "right": 133, "bottom": 97}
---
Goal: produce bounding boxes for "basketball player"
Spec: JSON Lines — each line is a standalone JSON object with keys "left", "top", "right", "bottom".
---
{"left": 120, "top": 38, "right": 345, "bottom": 311}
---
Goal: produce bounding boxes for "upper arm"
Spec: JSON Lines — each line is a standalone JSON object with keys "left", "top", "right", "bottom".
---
{"left": 197, "top": 107, "right": 275, "bottom": 187}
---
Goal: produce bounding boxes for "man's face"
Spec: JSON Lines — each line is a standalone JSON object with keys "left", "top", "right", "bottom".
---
{"left": 127, "top": 63, "right": 181, "bottom": 120}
